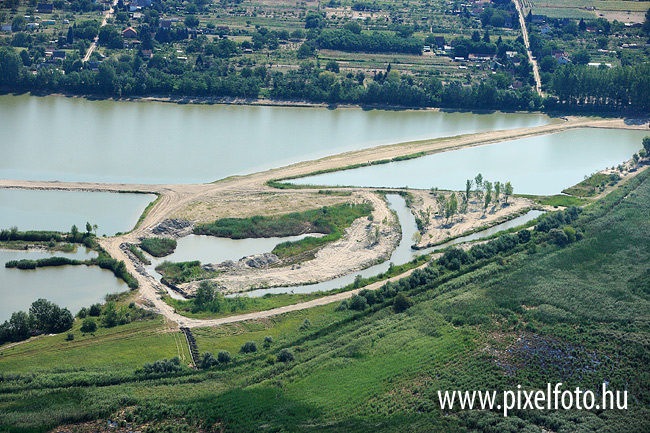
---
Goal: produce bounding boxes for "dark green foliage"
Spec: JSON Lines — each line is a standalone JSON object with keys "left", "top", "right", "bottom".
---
{"left": 393, "top": 292, "right": 413, "bottom": 313}
{"left": 156, "top": 261, "right": 216, "bottom": 286}
{"left": 81, "top": 318, "right": 97, "bottom": 333}
{"left": 89, "top": 304, "right": 102, "bottom": 316}
{"left": 0, "top": 299, "right": 74, "bottom": 345}
{"left": 66, "top": 333, "right": 74, "bottom": 341}
{"left": 277, "top": 348, "right": 294, "bottom": 363}
{"left": 140, "top": 357, "right": 183, "bottom": 375}
{"left": 200, "top": 352, "right": 219, "bottom": 369}
{"left": 217, "top": 351, "right": 231, "bottom": 364}
{"left": 5, "top": 256, "right": 82, "bottom": 269}
{"left": 535, "top": 206, "right": 581, "bottom": 233}
{"left": 140, "top": 237, "right": 177, "bottom": 257}
{"left": 129, "top": 244, "right": 151, "bottom": 265}
{"left": 317, "top": 29, "right": 423, "bottom": 55}
{"left": 94, "top": 254, "right": 139, "bottom": 289}
{"left": 0, "top": 229, "right": 65, "bottom": 242}
{"left": 240, "top": 341, "right": 257, "bottom": 353}
{"left": 349, "top": 294, "right": 368, "bottom": 311}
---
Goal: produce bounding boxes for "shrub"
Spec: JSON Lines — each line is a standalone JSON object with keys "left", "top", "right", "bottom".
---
{"left": 200, "top": 352, "right": 219, "bottom": 369}
{"left": 217, "top": 350, "right": 231, "bottom": 363}
{"left": 89, "top": 303, "right": 102, "bottom": 316}
{"left": 80, "top": 318, "right": 97, "bottom": 333}
{"left": 77, "top": 307, "right": 88, "bottom": 319}
{"left": 140, "top": 237, "right": 178, "bottom": 257}
{"left": 65, "top": 333, "right": 74, "bottom": 341}
{"left": 265, "top": 354, "right": 277, "bottom": 365}
{"left": 349, "top": 294, "right": 368, "bottom": 311}
{"left": 277, "top": 348, "right": 294, "bottom": 363}
{"left": 240, "top": 341, "right": 257, "bottom": 353}
{"left": 299, "top": 318, "right": 312, "bottom": 329}
{"left": 549, "top": 228, "right": 569, "bottom": 247}
{"left": 335, "top": 300, "right": 349, "bottom": 311}
{"left": 393, "top": 292, "right": 413, "bottom": 313}
{"left": 140, "top": 357, "right": 183, "bottom": 375}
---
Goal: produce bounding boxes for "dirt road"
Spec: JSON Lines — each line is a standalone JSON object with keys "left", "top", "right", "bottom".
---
{"left": 514, "top": 0, "right": 543, "bottom": 97}
{"left": 1, "top": 115, "right": 646, "bottom": 328}
{"left": 83, "top": 0, "right": 119, "bottom": 62}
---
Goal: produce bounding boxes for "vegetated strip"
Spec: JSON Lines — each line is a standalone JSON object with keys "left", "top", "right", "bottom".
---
{"left": 1, "top": 228, "right": 139, "bottom": 289}
{"left": 133, "top": 193, "right": 162, "bottom": 231}
{"left": 140, "top": 237, "right": 178, "bottom": 258}
{"left": 265, "top": 152, "right": 427, "bottom": 189}
{"left": 156, "top": 260, "right": 219, "bottom": 286}
{"left": 163, "top": 255, "right": 429, "bottom": 320}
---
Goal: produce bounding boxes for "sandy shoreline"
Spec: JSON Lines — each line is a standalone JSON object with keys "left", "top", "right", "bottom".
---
{"left": 1, "top": 115, "right": 648, "bottom": 327}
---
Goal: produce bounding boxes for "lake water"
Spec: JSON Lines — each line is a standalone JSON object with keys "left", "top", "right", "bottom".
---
{"left": 0, "top": 248, "right": 127, "bottom": 322}
{"left": 0, "top": 94, "right": 551, "bottom": 184}
{"left": 0, "top": 189, "right": 156, "bottom": 236}
{"left": 291, "top": 129, "right": 648, "bottom": 195}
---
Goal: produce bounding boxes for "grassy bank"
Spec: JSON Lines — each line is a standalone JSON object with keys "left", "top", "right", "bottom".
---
{"left": 1, "top": 173, "right": 650, "bottom": 432}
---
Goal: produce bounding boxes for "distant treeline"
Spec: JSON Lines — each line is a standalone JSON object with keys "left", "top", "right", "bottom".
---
{"left": 546, "top": 64, "right": 650, "bottom": 111}
{"left": 2, "top": 44, "right": 649, "bottom": 111}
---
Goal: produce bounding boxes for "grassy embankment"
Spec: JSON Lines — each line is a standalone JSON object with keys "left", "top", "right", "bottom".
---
{"left": 1, "top": 169, "right": 649, "bottom": 432}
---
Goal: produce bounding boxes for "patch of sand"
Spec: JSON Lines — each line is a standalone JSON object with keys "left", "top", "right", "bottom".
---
{"left": 181, "top": 191, "right": 400, "bottom": 293}
{"left": 406, "top": 189, "right": 535, "bottom": 248}
{"left": 171, "top": 190, "right": 354, "bottom": 223}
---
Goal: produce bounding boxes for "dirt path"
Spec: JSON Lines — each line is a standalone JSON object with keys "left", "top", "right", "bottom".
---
{"left": 514, "top": 0, "right": 543, "bottom": 97}
{"left": 83, "top": 0, "right": 118, "bottom": 62}
{"left": 1, "top": 116, "right": 647, "bottom": 328}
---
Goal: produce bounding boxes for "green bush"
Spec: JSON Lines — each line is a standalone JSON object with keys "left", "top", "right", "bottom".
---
{"left": 80, "top": 318, "right": 97, "bottom": 333}
{"left": 277, "top": 348, "right": 294, "bottom": 363}
{"left": 393, "top": 292, "right": 413, "bottom": 313}
{"left": 140, "top": 237, "right": 177, "bottom": 257}
{"left": 349, "top": 294, "right": 368, "bottom": 311}
{"left": 217, "top": 351, "right": 231, "bottom": 363}
{"left": 240, "top": 341, "right": 257, "bottom": 353}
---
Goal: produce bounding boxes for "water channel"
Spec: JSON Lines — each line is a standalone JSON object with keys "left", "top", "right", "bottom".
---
{"left": 291, "top": 128, "right": 648, "bottom": 195}
{"left": 242, "top": 196, "right": 543, "bottom": 297}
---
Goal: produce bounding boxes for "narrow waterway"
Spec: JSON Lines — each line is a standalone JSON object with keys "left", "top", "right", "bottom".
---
{"left": 243, "top": 199, "right": 542, "bottom": 297}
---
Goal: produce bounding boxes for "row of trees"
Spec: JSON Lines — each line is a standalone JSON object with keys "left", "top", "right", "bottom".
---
{"left": 423, "top": 175, "right": 514, "bottom": 226}
{"left": 0, "top": 299, "right": 74, "bottom": 344}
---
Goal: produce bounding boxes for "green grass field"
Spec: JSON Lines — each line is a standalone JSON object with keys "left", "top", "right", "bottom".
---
{"left": 1, "top": 172, "right": 649, "bottom": 432}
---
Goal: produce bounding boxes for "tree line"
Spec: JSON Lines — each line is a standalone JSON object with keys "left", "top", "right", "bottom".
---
{"left": 0, "top": 299, "right": 74, "bottom": 344}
